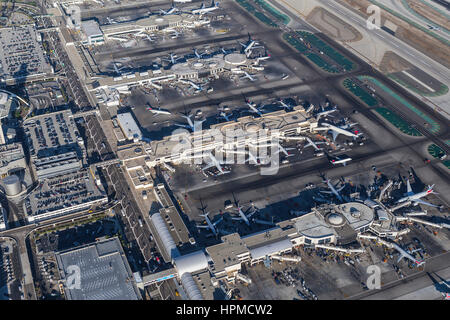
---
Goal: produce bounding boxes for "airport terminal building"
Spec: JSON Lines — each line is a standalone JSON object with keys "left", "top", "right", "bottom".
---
{"left": 147, "top": 106, "right": 319, "bottom": 168}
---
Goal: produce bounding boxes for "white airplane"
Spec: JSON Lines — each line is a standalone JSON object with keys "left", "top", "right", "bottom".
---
{"left": 255, "top": 50, "right": 271, "bottom": 64}
{"left": 178, "top": 78, "right": 203, "bottom": 91}
{"left": 202, "top": 152, "right": 230, "bottom": 175}
{"left": 219, "top": 111, "right": 232, "bottom": 122}
{"left": 196, "top": 212, "right": 223, "bottom": 237}
{"left": 163, "top": 53, "right": 181, "bottom": 64}
{"left": 259, "top": 142, "right": 295, "bottom": 157}
{"left": 106, "top": 17, "right": 117, "bottom": 24}
{"left": 174, "top": 0, "right": 192, "bottom": 3}
{"left": 223, "top": 148, "right": 262, "bottom": 165}
{"left": 391, "top": 242, "right": 425, "bottom": 267}
{"left": 136, "top": 33, "right": 156, "bottom": 42}
{"left": 303, "top": 137, "right": 324, "bottom": 151}
{"left": 277, "top": 99, "right": 291, "bottom": 110}
{"left": 175, "top": 113, "right": 205, "bottom": 132}
{"left": 160, "top": 5, "right": 179, "bottom": 16}
{"left": 193, "top": 48, "right": 206, "bottom": 59}
{"left": 329, "top": 154, "right": 352, "bottom": 166}
{"left": 221, "top": 47, "right": 234, "bottom": 55}
{"left": 397, "top": 179, "right": 438, "bottom": 208}
{"left": 111, "top": 62, "right": 125, "bottom": 75}
{"left": 315, "top": 107, "right": 337, "bottom": 121}
{"left": 239, "top": 33, "right": 259, "bottom": 57}
{"left": 192, "top": 0, "right": 220, "bottom": 15}
{"left": 146, "top": 105, "right": 171, "bottom": 115}
{"left": 244, "top": 99, "right": 263, "bottom": 115}
{"left": 230, "top": 196, "right": 258, "bottom": 226}
{"left": 315, "top": 122, "right": 360, "bottom": 142}
{"left": 427, "top": 25, "right": 440, "bottom": 31}
{"left": 240, "top": 71, "right": 257, "bottom": 82}
{"left": 319, "top": 174, "right": 344, "bottom": 202}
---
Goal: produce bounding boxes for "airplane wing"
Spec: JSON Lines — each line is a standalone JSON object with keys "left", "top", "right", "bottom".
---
{"left": 213, "top": 217, "right": 223, "bottom": 226}
{"left": 397, "top": 252, "right": 407, "bottom": 264}
{"left": 412, "top": 199, "right": 439, "bottom": 208}
{"left": 406, "top": 179, "right": 413, "bottom": 195}
{"left": 202, "top": 164, "right": 215, "bottom": 171}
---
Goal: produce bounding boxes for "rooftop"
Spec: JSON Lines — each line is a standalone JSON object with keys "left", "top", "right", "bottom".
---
{"left": 116, "top": 113, "right": 143, "bottom": 141}
{"left": 0, "top": 25, "right": 52, "bottom": 82}
{"left": 56, "top": 237, "right": 141, "bottom": 300}
{"left": 25, "top": 169, "right": 107, "bottom": 219}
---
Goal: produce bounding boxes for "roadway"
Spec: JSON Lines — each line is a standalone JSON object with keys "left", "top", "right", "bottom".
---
{"left": 314, "top": 0, "right": 450, "bottom": 83}
{"left": 376, "top": 0, "right": 450, "bottom": 41}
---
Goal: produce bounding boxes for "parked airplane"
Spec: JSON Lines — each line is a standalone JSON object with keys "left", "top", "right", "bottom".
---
{"left": 315, "top": 106, "right": 337, "bottom": 121}
{"left": 202, "top": 152, "right": 230, "bottom": 175}
{"left": 178, "top": 78, "right": 204, "bottom": 91}
{"left": 193, "top": 48, "right": 206, "bottom": 59}
{"left": 239, "top": 33, "right": 260, "bottom": 56}
{"left": 146, "top": 104, "right": 171, "bottom": 115}
{"left": 391, "top": 242, "right": 425, "bottom": 267}
{"left": 111, "top": 62, "right": 125, "bottom": 75}
{"left": 277, "top": 99, "right": 292, "bottom": 110}
{"left": 397, "top": 179, "right": 438, "bottom": 208}
{"left": 255, "top": 50, "right": 271, "bottom": 64}
{"left": 221, "top": 47, "right": 235, "bottom": 55}
{"left": 174, "top": 0, "right": 192, "bottom": 3}
{"left": 160, "top": 4, "right": 179, "bottom": 15}
{"left": 175, "top": 111, "right": 205, "bottom": 132}
{"left": 230, "top": 194, "right": 258, "bottom": 226}
{"left": 315, "top": 122, "right": 360, "bottom": 141}
{"left": 303, "top": 137, "right": 324, "bottom": 151}
{"left": 163, "top": 53, "right": 181, "bottom": 64}
{"left": 244, "top": 98, "right": 263, "bottom": 115}
{"left": 319, "top": 173, "right": 345, "bottom": 202}
{"left": 196, "top": 202, "right": 223, "bottom": 237}
{"left": 106, "top": 17, "right": 117, "bottom": 24}
{"left": 240, "top": 71, "right": 257, "bottom": 82}
{"left": 192, "top": 0, "right": 220, "bottom": 15}
{"left": 219, "top": 111, "right": 232, "bottom": 122}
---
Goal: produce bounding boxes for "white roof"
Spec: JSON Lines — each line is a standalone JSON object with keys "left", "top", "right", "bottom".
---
{"left": 174, "top": 250, "right": 208, "bottom": 276}
{"left": 117, "top": 113, "right": 143, "bottom": 141}
{"left": 82, "top": 20, "right": 102, "bottom": 37}
{"left": 249, "top": 238, "right": 292, "bottom": 260}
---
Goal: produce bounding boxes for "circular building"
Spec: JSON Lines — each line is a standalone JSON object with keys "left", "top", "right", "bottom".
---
{"left": 2, "top": 175, "right": 21, "bottom": 196}
{"left": 224, "top": 53, "right": 247, "bottom": 67}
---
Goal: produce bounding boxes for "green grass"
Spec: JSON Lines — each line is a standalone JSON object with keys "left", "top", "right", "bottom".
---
{"left": 343, "top": 78, "right": 378, "bottom": 107}
{"left": 297, "top": 31, "right": 354, "bottom": 72}
{"left": 388, "top": 74, "right": 449, "bottom": 97}
{"left": 283, "top": 32, "right": 353, "bottom": 73}
{"left": 428, "top": 144, "right": 446, "bottom": 159}
{"left": 253, "top": 0, "right": 290, "bottom": 25}
{"left": 375, "top": 107, "right": 423, "bottom": 136}
{"left": 235, "top": 0, "right": 279, "bottom": 27}
{"left": 360, "top": 76, "right": 441, "bottom": 134}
